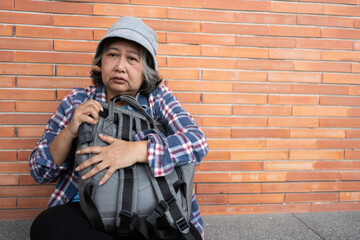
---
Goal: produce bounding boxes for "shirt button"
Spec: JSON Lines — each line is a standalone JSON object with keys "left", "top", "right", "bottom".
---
{"left": 62, "top": 196, "right": 68, "bottom": 202}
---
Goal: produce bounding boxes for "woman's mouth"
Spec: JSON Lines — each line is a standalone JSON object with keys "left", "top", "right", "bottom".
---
{"left": 111, "top": 77, "right": 127, "bottom": 83}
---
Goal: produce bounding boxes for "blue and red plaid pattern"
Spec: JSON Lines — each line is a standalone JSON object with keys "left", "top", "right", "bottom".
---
{"left": 29, "top": 84, "right": 208, "bottom": 238}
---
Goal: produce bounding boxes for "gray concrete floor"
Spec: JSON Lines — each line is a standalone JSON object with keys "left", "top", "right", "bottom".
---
{"left": 1, "top": 211, "right": 359, "bottom": 240}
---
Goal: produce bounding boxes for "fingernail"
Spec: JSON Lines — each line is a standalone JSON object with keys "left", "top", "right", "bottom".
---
{"left": 75, "top": 167, "right": 79, "bottom": 171}
{"left": 99, "top": 180, "right": 103, "bottom": 185}
{"left": 82, "top": 175, "right": 87, "bottom": 180}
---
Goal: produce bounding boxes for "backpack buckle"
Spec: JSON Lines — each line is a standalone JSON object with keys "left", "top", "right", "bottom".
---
{"left": 176, "top": 217, "right": 190, "bottom": 233}
{"left": 120, "top": 209, "right": 132, "bottom": 218}
{"left": 159, "top": 200, "right": 169, "bottom": 211}
{"left": 146, "top": 200, "right": 169, "bottom": 225}
{"left": 165, "top": 195, "right": 176, "bottom": 207}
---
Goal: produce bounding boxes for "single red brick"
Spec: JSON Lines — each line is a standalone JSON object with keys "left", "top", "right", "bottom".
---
{"left": 0, "top": 89, "right": 55, "bottom": 100}
{"left": 324, "top": 4, "right": 360, "bottom": 17}
{"left": 270, "top": 1, "right": 323, "bottom": 14}
{"left": 296, "top": 38, "right": 353, "bottom": 50}
{"left": 0, "top": 25, "right": 13, "bottom": 36}
{"left": 200, "top": 162, "right": 263, "bottom": 172}
{"left": 345, "top": 150, "right": 360, "bottom": 159}
{"left": 196, "top": 195, "right": 227, "bottom": 205}
{"left": 201, "top": 128, "right": 231, "bottom": 138}
{"left": 232, "top": 128, "right": 289, "bottom": 138}
{"left": 234, "top": 82, "right": 292, "bottom": 94}
{"left": 0, "top": 114, "right": 51, "bottom": 125}
{"left": 230, "top": 172, "right": 286, "bottom": 182}
{"left": 17, "top": 77, "right": 91, "bottom": 89}
{"left": 168, "top": 8, "right": 236, "bottom": 22}
{"left": 17, "top": 197, "right": 49, "bottom": 209}
{"left": 15, "top": 0, "right": 92, "bottom": 14}
{"left": 0, "top": 101, "right": 14, "bottom": 112}
{"left": 286, "top": 193, "right": 339, "bottom": 203}
{"left": 269, "top": 25, "right": 321, "bottom": 37}
{"left": 94, "top": 4, "right": 166, "bottom": 18}
{"left": 202, "top": 70, "right": 267, "bottom": 81}
{"left": 287, "top": 172, "right": 340, "bottom": 181}
{"left": 312, "top": 202, "right": 360, "bottom": 212}
{"left": 0, "top": 186, "right": 53, "bottom": 197}
{"left": 0, "top": 127, "right": 14, "bottom": 137}
{"left": 199, "top": 205, "right": 260, "bottom": 215}
{"left": 262, "top": 203, "right": 311, "bottom": 214}
{"left": 205, "top": 0, "right": 269, "bottom": 10}
{"left": 264, "top": 161, "right": 313, "bottom": 171}
{"left": 0, "top": 11, "right": 52, "bottom": 25}
{"left": 231, "top": 150, "right": 288, "bottom": 161}
{"left": 0, "top": 151, "right": 17, "bottom": 162}
{"left": 237, "top": 36, "right": 296, "bottom": 48}
{"left": 0, "top": 199, "right": 16, "bottom": 209}
{"left": 0, "top": 63, "right": 53, "bottom": 75}
{"left": 0, "top": 76, "right": 15, "bottom": 88}
{"left": 229, "top": 194, "right": 284, "bottom": 204}
{"left": 0, "top": 38, "right": 52, "bottom": 51}
{"left": 0, "top": 162, "right": 30, "bottom": 173}
{"left": 0, "top": 0, "right": 13, "bottom": 10}
{"left": 197, "top": 183, "right": 261, "bottom": 194}
{"left": 132, "top": 0, "right": 201, "bottom": 7}
{"left": 322, "top": 28, "right": 360, "bottom": 39}
{"left": 237, "top": 12, "right": 296, "bottom": 24}
{"left": 268, "top": 72, "right": 321, "bottom": 83}
{"left": 54, "top": 15, "right": 116, "bottom": 28}
{"left": 0, "top": 209, "right": 43, "bottom": 220}
{"left": 262, "top": 182, "right": 312, "bottom": 193}
{"left": 0, "top": 175, "right": 18, "bottom": 185}
{"left": 16, "top": 25, "right": 93, "bottom": 40}
{"left": 290, "top": 150, "right": 343, "bottom": 159}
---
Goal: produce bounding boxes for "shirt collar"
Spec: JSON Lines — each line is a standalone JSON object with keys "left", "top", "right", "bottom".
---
{"left": 95, "top": 86, "right": 107, "bottom": 102}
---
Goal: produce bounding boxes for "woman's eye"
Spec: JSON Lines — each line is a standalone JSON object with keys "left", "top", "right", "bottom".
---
{"left": 108, "top": 53, "right": 117, "bottom": 57}
{"left": 128, "top": 56, "right": 138, "bottom": 61}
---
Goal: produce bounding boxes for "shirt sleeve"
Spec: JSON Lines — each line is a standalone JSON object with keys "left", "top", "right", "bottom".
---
{"left": 135, "top": 85, "right": 209, "bottom": 177}
{"left": 28, "top": 90, "right": 77, "bottom": 184}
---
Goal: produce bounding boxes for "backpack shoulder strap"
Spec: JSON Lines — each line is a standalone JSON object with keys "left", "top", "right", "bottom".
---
{"left": 144, "top": 165, "right": 202, "bottom": 240}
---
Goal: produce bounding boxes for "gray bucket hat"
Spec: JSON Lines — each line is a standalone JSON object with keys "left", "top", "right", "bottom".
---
{"left": 95, "top": 16, "right": 158, "bottom": 70}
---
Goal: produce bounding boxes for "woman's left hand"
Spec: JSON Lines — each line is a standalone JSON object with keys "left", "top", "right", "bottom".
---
{"left": 75, "top": 133, "right": 148, "bottom": 185}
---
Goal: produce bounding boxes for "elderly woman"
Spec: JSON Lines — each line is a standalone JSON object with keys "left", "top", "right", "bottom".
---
{"left": 29, "top": 16, "right": 208, "bottom": 240}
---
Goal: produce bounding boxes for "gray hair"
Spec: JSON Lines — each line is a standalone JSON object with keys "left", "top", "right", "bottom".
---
{"left": 90, "top": 37, "right": 162, "bottom": 96}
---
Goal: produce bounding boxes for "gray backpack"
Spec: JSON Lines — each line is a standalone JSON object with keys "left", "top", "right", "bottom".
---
{"left": 75, "top": 95, "right": 202, "bottom": 240}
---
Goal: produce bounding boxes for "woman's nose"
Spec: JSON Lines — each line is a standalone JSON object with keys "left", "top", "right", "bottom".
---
{"left": 114, "top": 57, "right": 126, "bottom": 72}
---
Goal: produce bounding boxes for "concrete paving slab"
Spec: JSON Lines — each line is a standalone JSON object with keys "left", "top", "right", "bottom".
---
{"left": 203, "top": 214, "right": 322, "bottom": 240}
{"left": 0, "top": 220, "right": 32, "bottom": 240}
{"left": 294, "top": 211, "right": 360, "bottom": 240}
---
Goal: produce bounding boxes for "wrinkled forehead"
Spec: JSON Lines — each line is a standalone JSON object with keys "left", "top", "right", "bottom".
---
{"left": 103, "top": 37, "right": 142, "bottom": 54}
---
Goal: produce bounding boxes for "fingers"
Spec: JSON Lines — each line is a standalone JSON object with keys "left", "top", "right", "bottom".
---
{"left": 75, "top": 153, "right": 115, "bottom": 186}
{"left": 98, "top": 133, "right": 116, "bottom": 144}
{"left": 81, "top": 101, "right": 104, "bottom": 124}
{"left": 75, "top": 146, "right": 102, "bottom": 171}
{"left": 75, "top": 137, "right": 133, "bottom": 186}
{"left": 73, "top": 100, "right": 104, "bottom": 125}
{"left": 76, "top": 145, "right": 102, "bottom": 155}
{"left": 99, "top": 168, "right": 116, "bottom": 186}
{"left": 79, "top": 160, "right": 107, "bottom": 181}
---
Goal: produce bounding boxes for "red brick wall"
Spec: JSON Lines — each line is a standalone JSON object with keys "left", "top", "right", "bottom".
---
{"left": 1, "top": 0, "right": 360, "bottom": 219}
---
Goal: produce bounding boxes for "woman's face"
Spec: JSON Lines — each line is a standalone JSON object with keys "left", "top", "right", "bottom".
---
{"left": 101, "top": 38, "right": 144, "bottom": 100}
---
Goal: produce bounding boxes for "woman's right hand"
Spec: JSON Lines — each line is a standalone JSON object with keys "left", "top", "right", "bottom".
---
{"left": 67, "top": 100, "right": 104, "bottom": 138}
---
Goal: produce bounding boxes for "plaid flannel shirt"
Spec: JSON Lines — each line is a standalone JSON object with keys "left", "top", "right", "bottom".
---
{"left": 29, "top": 84, "right": 208, "bottom": 238}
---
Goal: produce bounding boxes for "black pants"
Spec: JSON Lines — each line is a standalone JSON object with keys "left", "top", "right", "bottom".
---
{"left": 30, "top": 202, "right": 115, "bottom": 240}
